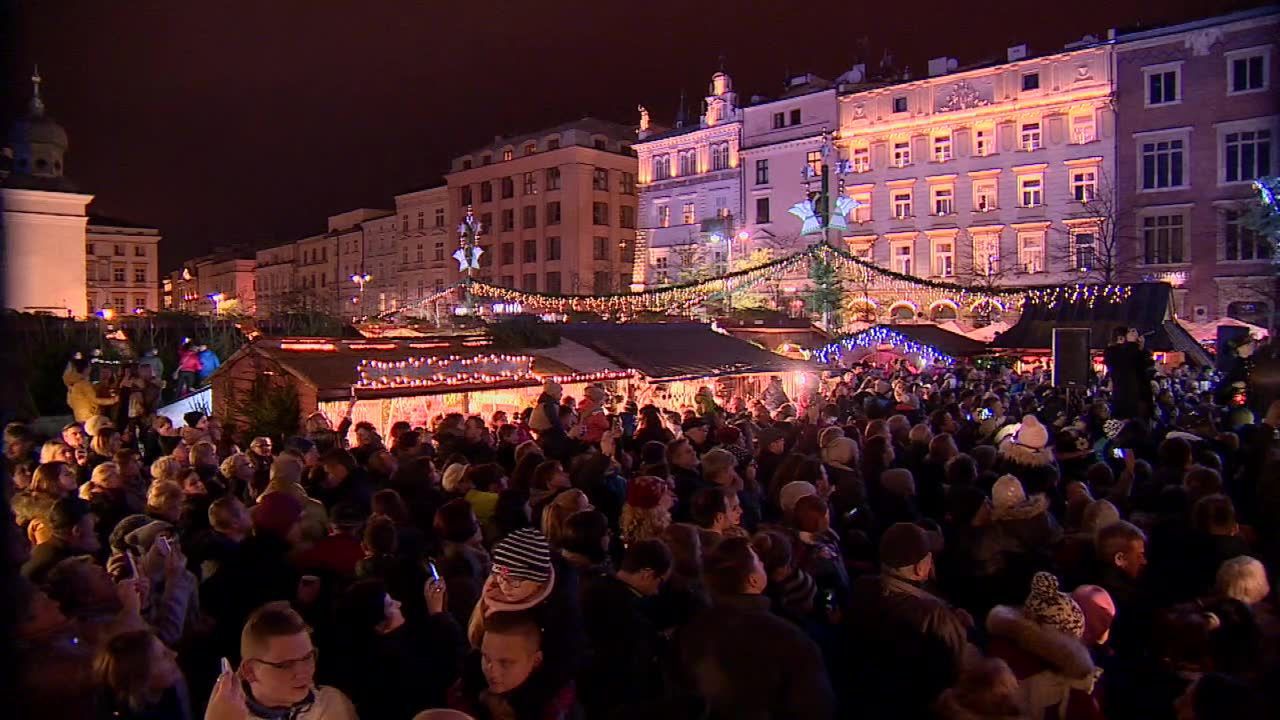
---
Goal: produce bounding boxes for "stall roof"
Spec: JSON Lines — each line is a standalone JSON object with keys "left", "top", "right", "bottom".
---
{"left": 872, "top": 324, "right": 990, "bottom": 357}
{"left": 992, "top": 283, "right": 1212, "bottom": 365}
{"left": 557, "top": 322, "right": 813, "bottom": 380}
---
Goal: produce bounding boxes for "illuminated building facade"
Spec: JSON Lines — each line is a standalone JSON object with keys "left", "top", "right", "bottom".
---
{"left": 835, "top": 41, "right": 1115, "bottom": 323}
{"left": 253, "top": 242, "right": 297, "bottom": 316}
{"left": 447, "top": 118, "right": 638, "bottom": 297}
{"left": 388, "top": 186, "right": 451, "bottom": 312}
{"left": 86, "top": 218, "right": 161, "bottom": 315}
{"left": 1114, "top": 7, "right": 1279, "bottom": 328}
{"left": 633, "top": 72, "right": 743, "bottom": 287}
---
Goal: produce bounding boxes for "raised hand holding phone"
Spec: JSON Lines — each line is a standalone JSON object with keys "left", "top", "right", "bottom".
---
{"left": 206, "top": 657, "right": 247, "bottom": 720}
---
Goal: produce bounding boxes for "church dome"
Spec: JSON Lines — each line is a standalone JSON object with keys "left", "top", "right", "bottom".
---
{"left": 8, "top": 112, "right": 68, "bottom": 150}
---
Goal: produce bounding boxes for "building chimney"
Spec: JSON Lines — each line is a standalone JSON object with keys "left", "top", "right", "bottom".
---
{"left": 1007, "top": 44, "right": 1028, "bottom": 62}
{"left": 927, "top": 57, "right": 959, "bottom": 77}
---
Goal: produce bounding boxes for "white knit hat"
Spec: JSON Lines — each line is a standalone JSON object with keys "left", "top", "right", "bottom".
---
{"left": 779, "top": 481, "right": 818, "bottom": 514}
{"left": 992, "top": 474, "right": 1026, "bottom": 511}
{"left": 1015, "top": 414, "right": 1049, "bottom": 450}
{"left": 442, "top": 463, "right": 468, "bottom": 492}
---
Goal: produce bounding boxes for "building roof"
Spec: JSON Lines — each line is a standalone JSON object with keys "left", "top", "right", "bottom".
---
{"left": 88, "top": 215, "right": 159, "bottom": 231}
{"left": 458, "top": 117, "right": 636, "bottom": 159}
{"left": 875, "top": 324, "right": 990, "bottom": 357}
{"left": 1112, "top": 5, "right": 1277, "bottom": 44}
{"left": 557, "top": 322, "right": 813, "bottom": 381}
{"left": 991, "top": 283, "right": 1211, "bottom": 364}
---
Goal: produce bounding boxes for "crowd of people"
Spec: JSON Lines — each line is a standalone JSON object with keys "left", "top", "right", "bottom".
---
{"left": 6, "top": 330, "right": 1280, "bottom": 719}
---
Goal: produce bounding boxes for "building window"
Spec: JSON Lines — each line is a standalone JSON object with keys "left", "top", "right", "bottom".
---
{"left": 1141, "top": 138, "right": 1186, "bottom": 189}
{"left": 480, "top": 212, "right": 493, "bottom": 231}
{"left": 87, "top": 243, "right": 95, "bottom": 255}
{"left": 932, "top": 186, "right": 954, "bottom": 215}
{"left": 593, "top": 236, "right": 609, "bottom": 261}
{"left": 546, "top": 167, "right": 562, "bottom": 190}
{"left": 711, "top": 143, "right": 730, "bottom": 171}
{"left": 851, "top": 146, "right": 870, "bottom": 172}
{"left": 789, "top": 108, "right": 802, "bottom": 125}
{"left": 521, "top": 239, "right": 537, "bottom": 266}
{"left": 497, "top": 275, "right": 512, "bottom": 287}
{"left": 933, "top": 135, "right": 953, "bottom": 162}
{"left": 522, "top": 273, "right": 537, "bottom": 291}
{"left": 501, "top": 177, "right": 514, "bottom": 199}
{"left": 462, "top": 159, "right": 473, "bottom": 170}
{"left": 973, "top": 179, "right": 998, "bottom": 212}
{"left": 1020, "top": 122, "right": 1042, "bottom": 152}
{"left": 1229, "top": 50, "right": 1268, "bottom": 93}
{"left": 971, "top": 128, "right": 992, "bottom": 158}
{"left": 460, "top": 186, "right": 473, "bottom": 206}
{"left": 892, "top": 141, "right": 912, "bottom": 168}
{"left": 932, "top": 239, "right": 955, "bottom": 277}
{"left": 435, "top": 208, "right": 445, "bottom": 227}
{"left": 522, "top": 205, "right": 537, "bottom": 229}
{"left": 522, "top": 172, "right": 536, "bottom": 194}
{"left": 1142, "top": 214, "right": 1185, "bottom": 264}
{"left": 434, "top": 242, "right": 444, "bottom": 261}
{"left": 755, "top": 159, "right": 769, "bottom": 185}
{"left": 1018, "top": 231, "right": 1045, "bottom": 273}
{"left": 523, "top": 143, "right": 536, "bottom": 156}
{"left": 417, "top": 212, "right": 425, "bottom": 229}
{"left": 714, "top": 196, "right": 728, "bottom": 219}
{"left": 545, "top": 201, "right": 561, "bottom": 225}
{"left": 1019, "top": 176, "right": 1043, "bottom": 207}
{"left": 133, "top": 268, "right": 146, "bottom": 283}
{"left": 1071, "top": 113, "right": 1097, "bottom": 144}
{"left": 891, "top": 241, "right": 914, "bottom": 274}
{"left": 805, "top": 150, "right": 822, "bottom": 178}
{"left": 1071, "top": 231, "right": 1098, "bottom": 270}
{"left": 1224, "top": 208, "right": 1271, "bottom": 261}
{"left": 892, "top": 190, "right": 913, "bottom": 219}
{"left": 500, "top": 243, "right": 514, "bottom": 266}
{"left": 113, "top": 266, "right": 125, "bottom": 282}
{"left": 546, "top": 236, "right": 561, "bottom": 261}
{"left": 1146, "top": 66, "right": 1180, "bottom": 105}
{"left": 756, "top": 197, "right": 771, "bottom": 223}
{"left": 621, "top": 172, "right": 636, "bottom": 194}
{"left": 594, "top": 139, "right": 607, "bottom": 150}
{"left": 1071, "top": 168, "right": 1098, "bottom": 202}
{"left": 851, "top": 192, "right": 872, "bottom": 223}
{"left": 657, "top": 204, "right": 670, "bottom": 228}
{"left": 1224, "top": 129, "right": 1271, "bottom": 183}
{"left": 113, "top": 297, "right": 126, "bottom": 313}
{"left": 593, "top": 202, "right": 610, "bottom": 225}
{"left": 681, "top": 202, "right": 696, "bottom": 225}
{"left": 973, "top": 233, "right": 1001, "bottom": 275}
{"left": 593, "top": 167, "right": 609, "bottom": 190}
{"left": 134, "top": 296, "right": 146, "bottom": 310}
{"left": 592, "top": 271, "right": 611, "bottom": 293}
{"left": 480, "top": 181, "right": 493, "bottom": 203}
{"left": 134, "top": 245, "right": 145, "bottom": 257}
{"left": 652, "top": 155, "right": 670, "bottom": 180}
{"left": 114, "top": 244, "right": 124, "bottom": 256}
{"left": 892, "top": 96, "right": 908, "bottom": 113}
{"left": 620, "top": 205, "right": 636, "bottom": 228}
{"left": 502, "top": 149, "right": 514, "bottom": 161}
{"left": 416, "top": 243, "right": 424, "bottom": 262}
{"left": 678, "top": 150, "right": 697, "bottom": 176}
{"left": 545, "top": 271, "right": 561, "bottom": 293}
{"left": 772, "top": 112, "right": 785, "bottom": 129}
{"left": 1022, "top": 72, "right": 1040, "bottom": 91}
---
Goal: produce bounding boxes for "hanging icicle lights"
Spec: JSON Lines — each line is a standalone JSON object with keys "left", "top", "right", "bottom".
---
{"left": 356, "top": 353, "right": 635, "bottom": 391}
{"left": 813, "top": 325, "right": 955, "bottom": 366}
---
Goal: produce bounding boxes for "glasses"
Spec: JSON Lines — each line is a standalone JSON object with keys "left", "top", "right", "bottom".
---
{"left": 249, "top": 648, "right": 317, "bottom": 672}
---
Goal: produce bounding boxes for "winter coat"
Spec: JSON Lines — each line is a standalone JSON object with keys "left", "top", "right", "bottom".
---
{"left": 996, "top": 441, "right": 1060, "bottom": 493}
{"left": 145, "top": 566, "right": 201, "bottom": 648}
{"left": 985, "top": 605, "right": 1103, "bottom": 720}
{"left": 994, "top": 494, "right": 1064, "bottom": 559}
{"left": 674, "top": 593, "right": 834, "bottom": 720}
{"left": 578, "top": 572, "right": 666, "bottom": 716}
{"left": 259, "top": 480, "right": 329, "bottom": 543}
{"left": 795, "top": 529, "right": 851, "bottom": 608}
{"left": 438, "top": 540, "right": 491, "bottom": 627}
{"left": 332, "top": 610, "right": 466, "bottom": 719}
{"left": 195, "top": 349, "right": 220, "bottom": 381}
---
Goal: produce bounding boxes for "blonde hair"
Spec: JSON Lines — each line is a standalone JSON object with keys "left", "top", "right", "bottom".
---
{"left": 39, "top": 440, "right": 70, "bottom": 464}
{"left": 541, "top": 489, "right": 589, "bottom": 547}
{"left": 150, "top": 456, "right": 183, "bottom": 485}
{"left": 1217, "top": 555, "right": 1270, "bottom": 605}
{"left": 191, "top": 440, "right": 218, "bottom": 466}
{"left": 146, "top": 480, "right": 184, "bottom": 512}
{"left": 91, "top": 461, "right": 120, "bottom": 488}
{"left": 220, "top": 453, "right": 248, "bottom": 481}
{"left": 620, "top": 504, "right": 671, "bottom": 546}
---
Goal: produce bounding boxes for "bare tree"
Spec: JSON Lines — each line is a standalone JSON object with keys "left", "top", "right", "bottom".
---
{"left": 1048, "top": 170, "right": 1141, "bottom": 284}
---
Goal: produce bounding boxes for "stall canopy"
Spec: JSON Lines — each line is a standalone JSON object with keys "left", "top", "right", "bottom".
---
{"left": 557, "top": 322, "right": 814, "bottom": 381}
{"left": 813, "top": 324, "right": 989, "bottom": 365}
{"left": 992, "top": 283, "right": 1211, "bottom": 365}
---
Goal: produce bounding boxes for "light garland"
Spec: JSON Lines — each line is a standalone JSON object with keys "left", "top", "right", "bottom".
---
{"left": 357, "top": 353, "right": 536, "bottom": 389}
{"left": 814, "top": 325, "right": 955, "bottom": 366}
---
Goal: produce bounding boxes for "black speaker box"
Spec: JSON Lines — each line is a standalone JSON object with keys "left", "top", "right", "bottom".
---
{"left": 1053, "top": 328, "right": 1092, "bottom": 387}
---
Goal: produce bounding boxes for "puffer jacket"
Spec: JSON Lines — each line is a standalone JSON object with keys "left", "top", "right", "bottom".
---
{"left": 985, "top": 605, "right": 1103, "bottom": 720}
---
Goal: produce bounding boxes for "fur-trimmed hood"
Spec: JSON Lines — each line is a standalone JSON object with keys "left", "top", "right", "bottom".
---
{"left": 997, "top": 439, "right": 1056, "bottom": 468}
{"left": 992, "top": 493, "right": 1050, "bottom": 521}
{"left": 985, "top": 605, "right": 1093, "bottom": 679}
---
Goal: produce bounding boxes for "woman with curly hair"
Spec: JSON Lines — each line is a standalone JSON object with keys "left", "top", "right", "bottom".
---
{"left": 619, "top": 475, "right": 673, "bottom": 547}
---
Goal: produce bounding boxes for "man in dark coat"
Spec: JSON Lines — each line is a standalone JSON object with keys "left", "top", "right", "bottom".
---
{"left": 21, "top": 497, "right": 101, "bottom": 583}
{"left": 845, "top": 522, "right": 972, "bottom": 720}
{"left": 1104, "top": 327, "right": 1154, "bottom": 420}
{"left": 675, "top": 536, "right": 834, "bottom": 720}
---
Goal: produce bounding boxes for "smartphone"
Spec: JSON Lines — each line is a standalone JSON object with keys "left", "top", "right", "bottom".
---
{"left": 220, "top": 657, "right": 232, "bottom": 675}
{"left": 1111, "top": 447, "right": 1125, "bottom": 460}
{"left": 976, "top": 408, "right": 993, "bottom": 421}
{"left": 125, "top": 551, "right": 139, "bottom": 579}
{"left": 424, "top": 559, "right": 441, "bottom": 582}
{"left": 155, "top": 536, "right": 171, "bottom": 556}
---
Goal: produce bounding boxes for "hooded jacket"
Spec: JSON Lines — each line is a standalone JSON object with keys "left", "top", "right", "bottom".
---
{"left": 985, "top": 605, "right": 1102, "bottom": 720}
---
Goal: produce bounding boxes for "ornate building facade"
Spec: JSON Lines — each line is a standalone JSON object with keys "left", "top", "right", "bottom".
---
{"left": 86, "top": 218, "right": 161, "bottom": 315}
{"left": 633, "top": 72, "right": 743, "bottom": 287}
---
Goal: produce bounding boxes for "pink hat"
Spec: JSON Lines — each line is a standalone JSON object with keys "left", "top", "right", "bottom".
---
{"left": 1071, "top": 584, "right": 1116, "bottom": 645}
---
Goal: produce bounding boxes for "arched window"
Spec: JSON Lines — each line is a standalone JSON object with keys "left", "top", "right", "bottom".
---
{"left": 889, "top": 304, "right": 916, "bottom": 323}
{"left": 930, "top": 302, "right": 958, "bottom": 321}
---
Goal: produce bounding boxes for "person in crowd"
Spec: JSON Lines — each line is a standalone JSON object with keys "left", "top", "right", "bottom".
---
{"left": 434, "top": 498, "right": 492, "bottom": 626}
{"left": 262, "top": 455, "right": 329, "bottom": 543}
{"left": 91, "top": 628, "right": 190, "bottom": 720}
{"left": 451, "top": 610, "right": 575, "bottom": 720}
{"left": 23, "top": 496, "right": 102, "bottom": 582}
{"left": 619, "top": 474, "right": 673, "bottom": 546}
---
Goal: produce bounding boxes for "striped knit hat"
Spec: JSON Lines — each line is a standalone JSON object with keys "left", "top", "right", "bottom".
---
{"left": 491, "top": 527, "right": 553, "bottom": 584}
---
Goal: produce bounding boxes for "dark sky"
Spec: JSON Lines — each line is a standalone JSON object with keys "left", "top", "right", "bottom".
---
{"left": 5, "top": 0, "right": 1256, "bottom": 271}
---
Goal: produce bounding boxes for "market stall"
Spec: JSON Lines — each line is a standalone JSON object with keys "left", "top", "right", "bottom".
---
{"left": 812, "top": 323, "right": 989, "bottom": 368}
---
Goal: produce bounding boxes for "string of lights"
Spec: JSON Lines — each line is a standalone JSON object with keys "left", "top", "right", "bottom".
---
{"left": 813, "top": 325, "right": 956, "bottom": 366}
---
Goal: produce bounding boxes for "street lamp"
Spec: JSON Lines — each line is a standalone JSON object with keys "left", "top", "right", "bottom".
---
{"left": 207, "top": 293, "right": 225, "bottom": 314}
{"left": 350, "top": 272, "right": 372, "bottom": 320}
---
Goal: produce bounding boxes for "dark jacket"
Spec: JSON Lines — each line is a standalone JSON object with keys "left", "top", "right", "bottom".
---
{"left": 579, "top": 572, "right": 665, "bottom": 716}
{"left": 675, "top": 593, "right": 834, "bottom": 720}
{"left": 22, "top": 536, "right": 88, "bottom": 583}
{"left": 332, "top": 610, "right": 466, "bottom": 720}
{"left": 437, "top": 540, "right": 491, "bottom": 627}
{"left": 845, "top": 571, "right": 970, "bottom": 719}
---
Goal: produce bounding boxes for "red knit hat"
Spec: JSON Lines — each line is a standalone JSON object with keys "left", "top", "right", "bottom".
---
{"left": 626, "top": 476, "right": 666, "bottom": 510}
{"left": 715, "top": 426, "right": 742, "bottom": 445}
{"left": 252, "top": 492, "right": 303, "bottom": 538}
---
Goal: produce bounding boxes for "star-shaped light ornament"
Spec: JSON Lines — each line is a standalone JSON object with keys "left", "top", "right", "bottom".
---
{"left": 453, "top": 245, "right": 484, "bottom": 272}
{"left": 788, "top": 199, "right": 823, "bottom": 236}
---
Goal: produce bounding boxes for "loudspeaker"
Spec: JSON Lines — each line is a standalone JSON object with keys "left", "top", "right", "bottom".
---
{"left": 1053, "top": 328, "right": 1092, "bottom": 387}
{"left": 1217, "top": 325, "right": 1250, "bottom": 371}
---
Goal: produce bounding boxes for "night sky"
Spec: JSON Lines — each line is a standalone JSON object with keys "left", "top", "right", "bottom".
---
{"left": 5, "top": 0, "right": 1262, "bottom": 270}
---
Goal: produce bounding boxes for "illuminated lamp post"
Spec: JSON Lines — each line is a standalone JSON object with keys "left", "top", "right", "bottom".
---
{"left": 350, "top": 272, "right": 372, "bottom": 320}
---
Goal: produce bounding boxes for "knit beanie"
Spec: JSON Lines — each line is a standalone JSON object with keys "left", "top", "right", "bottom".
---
{"left": 252, "top": 492, "right": 303, "bottom": 538}
{"left": 991, "top": 474, "right": 1026, "bottom": 511}
{"left": 1024, "top": 572, "right": 1085, "bottom": 638}
{"left": 442, "top": 463, "right": 468, "bottom": 493}
{"left": 484, "top": 527, "right": 556, "bottom": 613}
{"left": 124, "top": 520, "right": 176, "bottom": 553}
{"left": 1081, "top": 499, "right": 1121, "bottom": 539}
{"left": 626, "top": 475, "right": 666, "bottom": 510}
{"left": 84, "top": 415, "right": 114, "bottom": 438}
{"left": 779, "top": 481, "right": 818, "bottom": 515}
{"left": 1071, "top": 584, "right": 1117, "bottom": 645}
{"left": 1015, "top": 414, "right": 1049, "bottom": 450}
